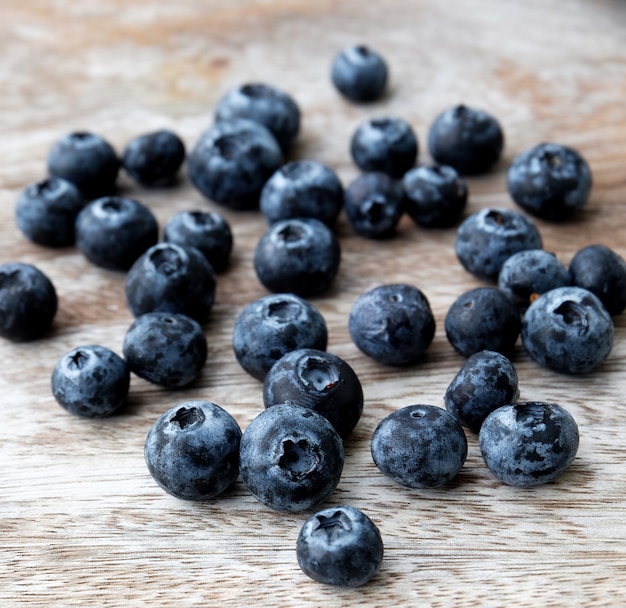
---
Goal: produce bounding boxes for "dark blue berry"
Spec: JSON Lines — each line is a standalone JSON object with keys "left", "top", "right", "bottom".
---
{"left": 371, "top": 404, "right": 467, "bottom": 489}
{"left": 215, "top": 83, "right": 300, "bottom": 152}
{"left": 331, "top": 45, "right": 388, "bottom": 103}
{"left": 479, "top": 401, "right": 579, "bottom": 487}
{"left": 74, "top": 196, "right": 159, "bottom": 271}
{"left": 144, "top": 400, "right": 241, "bottom": 500}
{"left": 569, "top": 244, "right": 626, "bottom": 316}
{"left": 15, "top": 177, "right": 84, "bottom": 247}
{"left": 507, "top": 142, "right": 592, "bottom": 221}
{"left": 0, "top": 262, "right": 57, "bottom": 342}
{"left": 296, "top": 505, "right": 383, "bottom": 587}
{"left": 188, "top": 118, "right": 283, "bottom": 210}
{"left": 125, "top": 243, "right": 216, "bottom": 324}
{"left": 123, "top": 312, "right": 207, "bottom": 388}
{"left": 349, "top": 283, "right": 435, "bottom": 366}
{"left": 445, "top": 287, "right": 521, "bottom": 358}
{"left": 263, "top": 348, "right": 363, "bottom": 438}
{"left": 455, "top": 207, "right": 542, "bottom": 282}
{"left": 122, "top": 129, "right": 185, "bottom": 187}
{"left": 402, "top": 164, "right": 467, "bottom": 228}
{"left": 232, "top": 293, "right": 328, "bottom": 381}
{"left": 51, "top": 345, "right": 130, "bottom": 418}
{"left": 350, "top": 116, "right": 418, "bottom": 178}
{"left": 47, "top": 131, "right": 119, "bottom": 197}
{"left": 428, "top": 104, "right": 504, "bottom": 175}
{"left": 498, "top": 249, "right": 570, "bottom": 311}
{"left": 260, "top": 160, "right": 344, "bottom": 227}
{"left": 162, "top": 209, "right": 233, "bottom": 273}
{"left": 344, "top": 172, "right": 405, "bottom": 239}
{"left": 444, "top": 350, "right": 519, "bottom": 432}
{"left": 521, "top": 286, "right": 613, "bottom": 374}
{"left": 253, "top": 217, "right": 341, "bottom": 296}
{"left": 239, "top": 403, "right": 344, "bottom": 512}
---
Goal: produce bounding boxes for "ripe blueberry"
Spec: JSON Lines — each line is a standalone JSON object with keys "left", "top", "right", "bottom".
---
{"left": 371, "top": 404, "right": 468, "bottom": 489}
{"left": 521, "top": 286, "right": 613, "bottom": 374}
{"left": 349, "top": 283, "right": 435, "bottom": 366}
{"left": 0, "top": 262, "right": 57, "bottom": 342}
{"left": 145, "top": 400, "right": 241, "bottom": 500}
{"left": 74, "top": 196, "right": 159, "bottom": 271}
{"left": 428, "top": 104, "right": 504, "bottom": 175}
{"left": 232, "top": 293, "right": 328, "bottom": 381}
{"left": 51, "top": 345, "right": 130, "bottom": 417}
{"left": 123, "top": 312, "right": 207, "bottom": 388}
{"left": 239, "top": 403, "right": 344, "bottom": 512}
{"left": 479, "top": 401, "right": 579, "bottom": 487}
{"left": 507, "top": 142, "right": 592, "bottom": 221}
{"left": 296, "top": 505, "right": 384, "bottom": 587}
{"left": 263, "top": 348, "right": 364, "bottom": 438}
{"left": 331, "top": 45, "right": 388, "bottom": 103}
{"left": 253, "top": 217, "right": 341, "bottom": 297}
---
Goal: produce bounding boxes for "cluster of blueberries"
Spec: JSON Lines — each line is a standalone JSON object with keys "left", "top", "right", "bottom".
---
{"left": 2, "top": 42, "right": 626, "bottom": 588}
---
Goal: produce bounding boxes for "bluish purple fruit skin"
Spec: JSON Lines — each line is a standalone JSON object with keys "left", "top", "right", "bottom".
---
{"left": 0, "top": 262, "right": 57, "bottom": 342}
{"left": 296, "top": 505, "right": 384, "bottom": 587}
{"left": 371, "top": 404, "right": 468, "bottom": 489}
{"left": 479, "top": 401, "right": 579, "bottom": 487}
{"left": 331, "top": 45, "right": 388, "bottom": 103}
{"left": 239, "top": 403, "right": 344, "bottom": 513}
{"left": 232, "top": 293, "right": 328, "bottom": 381}
{"left": 51, "top": 345, "right": 130, "bottom": 418}
{"left": 444, "top": 350, "right": 519, "bottom": 432}
{"left": 521, "top": 286, "right": 614, "bottom": 374}
{"left": 123, "top": 312, "right": 207, "bottom": 388}
{"left": 144, "top": 400, "right": 241, "bottom": 500}
{"left": 263, "top": 348, "right": 364, "bottom": 438}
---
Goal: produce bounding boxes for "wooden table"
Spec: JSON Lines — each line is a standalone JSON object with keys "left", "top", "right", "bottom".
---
{"left": 2, "top": 0, "right": 626, "bottom": 605}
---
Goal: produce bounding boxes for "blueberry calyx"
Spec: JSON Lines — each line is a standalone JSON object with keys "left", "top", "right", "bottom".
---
{"left": 170, "top": 406, "right": 206, "bottom": 429}
{"left": 278, "top": 438, "right": 321, "bottom": 481}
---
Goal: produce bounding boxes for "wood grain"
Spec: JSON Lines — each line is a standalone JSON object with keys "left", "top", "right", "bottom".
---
{"left": 2, "top": 0, "right": 626, "bottom": 605}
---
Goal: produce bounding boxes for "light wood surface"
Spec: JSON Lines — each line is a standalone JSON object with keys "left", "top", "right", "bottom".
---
{"left": 2, "top": 1, "right": 626, "bottom": 606}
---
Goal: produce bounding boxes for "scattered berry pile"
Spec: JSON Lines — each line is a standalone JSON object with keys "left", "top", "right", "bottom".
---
{"left": 2, "top": 42, "right": 626, "bottom": 589}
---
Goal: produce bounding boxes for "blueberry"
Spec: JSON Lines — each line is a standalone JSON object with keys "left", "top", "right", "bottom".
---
{"left": 521, "top": 286, "right": 613, "bottom": 374}
{"left": 253, "top": 217, "right": 341, "bottom": 297}
{"left": 74, "top": 196, "right": 159, "bottom": 271}
{"left": 444, "top": 350, "right": 519, "bottom": 432}
{"left": 427, "top": 104, "right": 504, "bottom": 175}
{"left": 445, "top": 287, "right": 521, "bottom": 358}
{"left": 232, "top": 293, "right": 328, "bottom": 381}
{"left": 331, "top": 45, "right": 388, "bottom": 103}
{"left": 479, "top": 401, "right": 579, "bottom": 487}
{"left": 371, "top": 404, "right": 467, "bottom": 489}
{"left": 144, "top": 400, "right": 241, "bottom": 500}
{"left": 125, "top": 243, "right": 216, "bottom": 324}
{"left": 47, "top": 131, "right": 119, "bottom": 197}
{"left": 455, "top": 207, "right": 543, "bottom": 282}
{"left": 51, "top": 345, "right": 130, "bottom": 417}
{"left": 122, "top": 129, "right": 186, "bottom": 187}
{"left": 162, "top": 209, "right": 233, "bottom": 273}
{"left": 263, "top": 348, "right": 363, "bottom": 438}
{"left": 215, "top": 83, "right": 300, "bottom": 152}
{"left": 344, "top": 172, "right": 405, "bottom": 239}
{"left": 260, "top": 160, "right": 344, "bottom": 227}
{"left": 350, "top": 116, "right": 418, "bottom": 178}
{"left": 15, "top": 177, "right": 84, "bottom": 247}
{"left": 507, "top": 142, "right": 592, "bottom": 221}
{"left": 123, "top": 312, "right": 207, "bottom": 388}
{"left": 296, "top": 505, "right": 384, "bottom": 587}
{"left": 402, "top": 164, "right": 468, "bottom": 228}
{"left": 188, "top": 118, "right": 283, "bottom": 210}
{"left": 498, "top": 249, "right": 570, "bottom": 311}
{"left": 569, "top": 244, "right": 626, "bottom": 316}
{"left": 239, "top": 403, "right": 344, "bottom": 512}
{"left": 349, "top": 283, "right": 435, "bottom": 366}
{"left": 0, "top": 262, "right": 57, "bottom": 342}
